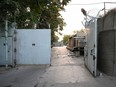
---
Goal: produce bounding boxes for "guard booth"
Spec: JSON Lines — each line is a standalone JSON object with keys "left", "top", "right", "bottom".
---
{"left": 73, "top": 36, "right": 85, "bottom": 56}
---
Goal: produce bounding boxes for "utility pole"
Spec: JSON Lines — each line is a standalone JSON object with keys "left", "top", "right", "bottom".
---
{"left": 104, "top": 2, "right": 106, "bottom": 15}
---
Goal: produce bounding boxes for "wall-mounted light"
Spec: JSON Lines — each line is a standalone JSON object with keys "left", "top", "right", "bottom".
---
{"left": 81, "top": 8, "right": 87, "bottom": 16}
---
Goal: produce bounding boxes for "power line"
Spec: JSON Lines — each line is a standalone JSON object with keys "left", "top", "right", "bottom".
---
{"left": 68, "top": 2, "right": 103, "bottom": 5}
{"left": 68, "top": 2, "right": 116, "bottom": 5}
{"left": 105, "top": 2, "right": 116, "bottom": 4}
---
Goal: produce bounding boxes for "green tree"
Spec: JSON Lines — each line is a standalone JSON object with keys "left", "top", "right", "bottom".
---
{"left": 0, "top": 0, "right": 71, "bottom": 44}
{"left": 54, "top": 35, "right": 59, "bottom": 42}
{"left": 63, "top": 35, "right": 70, "bottom": 44}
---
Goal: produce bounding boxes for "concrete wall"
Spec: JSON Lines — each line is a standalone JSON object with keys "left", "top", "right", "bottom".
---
{"left": 16, "top": 29, "right": 51, "bottom": 64}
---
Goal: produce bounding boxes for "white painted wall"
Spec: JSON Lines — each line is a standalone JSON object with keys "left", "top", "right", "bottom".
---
{"left": 16, "top": 29, "right": 51, "bottom": 64}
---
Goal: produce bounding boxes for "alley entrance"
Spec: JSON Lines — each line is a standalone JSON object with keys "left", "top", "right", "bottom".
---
{"left": 38, "top": 46, "right": 94, "bottom": 84}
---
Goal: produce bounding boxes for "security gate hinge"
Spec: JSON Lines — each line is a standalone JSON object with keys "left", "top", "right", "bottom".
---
{"left": 14, "top": 48, "right": 17, "bottom": 52}
{"left": 93, "top": 56, "right": 96, "bottom": 60}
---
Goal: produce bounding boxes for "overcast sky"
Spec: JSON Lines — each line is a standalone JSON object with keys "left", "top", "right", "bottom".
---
{"left": 60, "top": 0, "right": 116, "bottom": 36}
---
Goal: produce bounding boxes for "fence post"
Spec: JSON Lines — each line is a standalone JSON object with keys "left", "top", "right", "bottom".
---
{"left": 5, "top": 20, "right": 8, "bottom": 69}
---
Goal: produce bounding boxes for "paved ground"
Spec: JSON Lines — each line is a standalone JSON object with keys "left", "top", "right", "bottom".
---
{"left": 0, "top": 46, "right": 116, "bottom": 87}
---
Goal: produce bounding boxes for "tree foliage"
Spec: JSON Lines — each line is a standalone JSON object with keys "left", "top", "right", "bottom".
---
{"left": 0, "top": 0, "right": 71, "bottom": 44}
{"left": 63, "top": 35, "right": 70, "bottom": 44}
{"left": 54, "top": 35, "right": 59, "bottom": 42}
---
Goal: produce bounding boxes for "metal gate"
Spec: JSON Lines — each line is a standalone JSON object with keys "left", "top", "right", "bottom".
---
{"left": 16, "top": 29, "right": 51, "bottom": 64}
{"left": 84, "top": 20, "right": 97, "bottom": 76}
{"left": 0, "top": 37, "right": 13, "bottom": 66}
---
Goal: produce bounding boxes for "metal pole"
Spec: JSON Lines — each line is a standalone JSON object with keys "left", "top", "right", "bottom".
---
{"left": 104, "top": 2, "right": 106, "bottom": 15}
{"left": 94, "top": 19, "right": 97, "bottom": 77}
{"left": 5, "top": 20, "right": 8, "bottom": 69}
